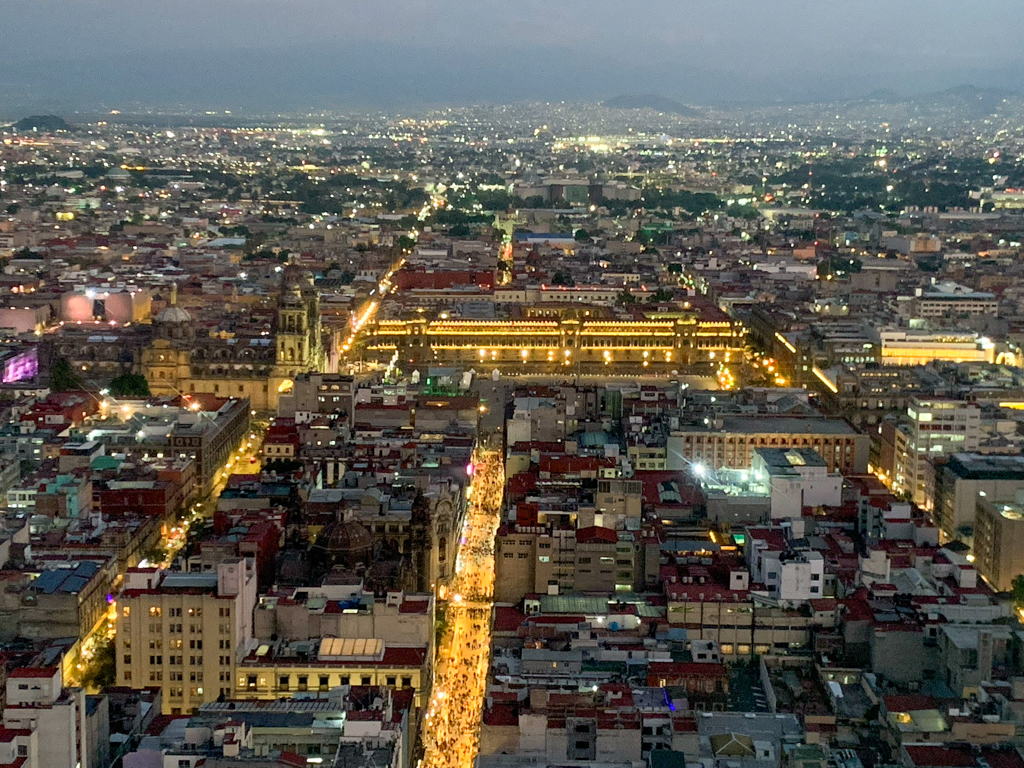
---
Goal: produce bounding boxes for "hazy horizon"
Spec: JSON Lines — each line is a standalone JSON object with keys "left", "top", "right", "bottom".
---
{"left": 4, "top": 0, "right": 1024, "bottom": 116}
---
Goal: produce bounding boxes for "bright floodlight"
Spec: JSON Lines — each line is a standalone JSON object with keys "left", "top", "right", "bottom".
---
{"left": 693, "top": 463, "right": 706, "bottom": 478}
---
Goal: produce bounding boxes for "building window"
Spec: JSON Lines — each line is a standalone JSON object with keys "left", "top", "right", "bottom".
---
{"left": 149, "top": 607, "right": 161, "bottom": 617}
{"left": 386, "top": 676, "right": 396, "bottom": 686}
{"left": 123, "top": 655, "right": 131, "bottom": 664}
{"left": 298, "top": 675, "right": 308, "bottom": 691}
{"left": 319, "top": 675, "right": 329, "bottom": 690}
{"left": 279, "top": 676, "right": 289, "bottom": 691}
{"left": 361, "top": 676, "right": 371, "bottom": 685}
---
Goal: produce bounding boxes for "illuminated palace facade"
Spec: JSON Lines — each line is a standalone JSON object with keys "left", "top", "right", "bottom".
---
{"left": 365, "top": 307, "right": 744, "bottom": 371}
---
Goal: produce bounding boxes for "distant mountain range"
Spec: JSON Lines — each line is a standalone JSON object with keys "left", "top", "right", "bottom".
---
{"left": 853, "top": 84, "right": 1016, "bottom": 117}
{"left": 601, "top": 94, "right": 699, "bottom": 116}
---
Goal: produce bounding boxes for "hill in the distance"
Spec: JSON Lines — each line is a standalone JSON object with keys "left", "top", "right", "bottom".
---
{"left": 849, "top": 84, "right": 1016, "bottom": 118}
{"left": 13, "top": 115, "right": 72, "bottom": 132}
{"left": 911, "top": 84, "right": 1014, "bottom": 117}
{"left": 602, "top": 94, "right": 699, "bottom": 116}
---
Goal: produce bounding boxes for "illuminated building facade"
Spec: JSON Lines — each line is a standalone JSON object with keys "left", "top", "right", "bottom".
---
{"left": 365, "top": 311, "right": 742, "bottom": 371}
{"left": 116, "top": 559, "right": 258, "bottom": 715}
{"left": 877, "top": 329, "right": 994, "bottom": 366}
{"left": 667, "top": 416, "right": 869, "bottom": 474}
{"left": 141, "top": 272, "right": 324, "bottom": 412}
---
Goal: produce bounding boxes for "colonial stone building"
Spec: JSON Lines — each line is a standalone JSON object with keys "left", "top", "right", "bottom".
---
{"left": 141, "top": 269, "right": 325, "bottom": 412}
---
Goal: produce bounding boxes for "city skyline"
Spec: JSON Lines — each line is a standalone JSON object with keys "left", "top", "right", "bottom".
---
{"left": 5, "top": 0, "right": 1024, "bottom": 115}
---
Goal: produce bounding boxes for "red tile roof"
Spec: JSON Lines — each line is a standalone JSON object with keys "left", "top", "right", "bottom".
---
{"left": 576, "top": 526, "right": 617, "bottom": 544}
{"left": 8, "top": 667, "right": 57, "bottom": 679}
{"left": 904, "top": 746, "right": 975, "bottom": 768}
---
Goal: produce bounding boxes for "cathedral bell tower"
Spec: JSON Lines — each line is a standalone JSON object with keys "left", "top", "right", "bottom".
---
{"left": 276, "top": 285, "right": 309, "bottom": 369}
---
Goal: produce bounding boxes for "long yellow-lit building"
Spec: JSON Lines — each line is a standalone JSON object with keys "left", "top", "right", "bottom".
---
{"left": 878, "top": 329, "right": 995, "bottom": 366}
{"left": 365, "top": 309, "right": 743, "bottom": 371}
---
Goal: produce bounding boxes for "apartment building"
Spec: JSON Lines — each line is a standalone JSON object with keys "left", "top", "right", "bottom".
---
{"left": 913, "top": 282, "right": 998, "bottom": 319}
{"left": 1, "top": 667, "right": 90, "bottom": 768}
{"left": 664, "top": 580, "right": 814, "bottom": 658}
{"left": 116, "top": 558, "right": 258, "bottom": 714}
{"left": 494, "top": 525, "right": 641, "bottom": 604}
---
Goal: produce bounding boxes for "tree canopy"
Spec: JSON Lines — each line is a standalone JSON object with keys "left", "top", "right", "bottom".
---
{"left": 48, "top": 357, "right": 82, "bottom": 392}
{"left": 109, "top": 373, "right": 152, "bottom": 398}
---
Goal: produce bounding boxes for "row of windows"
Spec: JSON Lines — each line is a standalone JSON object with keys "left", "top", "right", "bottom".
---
{"left": 145, "top": 607, "right": 207, "bottom": 618}
{"left": 130, "top": 622, "right": 231, "bottom": 635}
{"left": 242, "top": 673, "right": 412, "bottom": 690}
{"left": 128, "top": 654, "right": 218, "bottom": 667}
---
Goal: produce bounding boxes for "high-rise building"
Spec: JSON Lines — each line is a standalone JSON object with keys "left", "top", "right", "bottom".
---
{"left": 116, "top": 558, "right": 257, "bottom": 715}
{"left": 894, "top": 399, "right": 980, "bottom": 509}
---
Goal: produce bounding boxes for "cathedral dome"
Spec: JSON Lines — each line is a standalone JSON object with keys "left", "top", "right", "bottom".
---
{"left": 156, "top": 305, "right": 192, "bottom": 324}
{"left": 311, "top": 517, "right": 374, "bottom": 569}
{"left": 156, "top": 282, "right": 191, "bottom": 324}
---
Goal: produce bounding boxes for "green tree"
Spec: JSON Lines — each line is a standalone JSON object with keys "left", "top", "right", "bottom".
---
{"left": 616, "top": 290, "right": 638, "bottom": 306}
{"left": 647, "top": 288, "right": 675, "bottom": 303}
{"left": 48, "top": 357, "right": 82, "bottom": 392}
{"left": 551, "top": 271, "right": 574, "bottom": 287}
{"left": 82, "top": 637, "right": 116, "bottom": 691}
{"left": 109, "top": 372, "right": 151, "bottom": 397}
{"left": 1012, "top": 575, "right": 1024, "bottom": 607}
{"left": 574, "top": 228, "right": 590, "bottom": 242}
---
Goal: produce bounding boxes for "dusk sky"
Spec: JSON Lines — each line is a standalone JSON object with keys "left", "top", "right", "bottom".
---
{"left": 4, "top": 0, "right": 1024, "bottom": 114}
